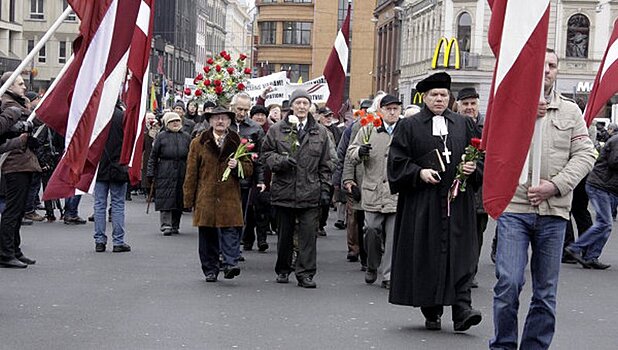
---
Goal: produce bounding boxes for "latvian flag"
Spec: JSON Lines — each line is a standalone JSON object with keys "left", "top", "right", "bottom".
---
{"left": 323, "top": 2, "right": 351, "bottom": 113}
{"left": 35, "top": 0, "right": 152, "bottom": 199}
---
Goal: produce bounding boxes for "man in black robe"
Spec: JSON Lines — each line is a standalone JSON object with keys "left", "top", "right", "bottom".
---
{"left": 387, "top": 72, "right": 482, "bottom": 332}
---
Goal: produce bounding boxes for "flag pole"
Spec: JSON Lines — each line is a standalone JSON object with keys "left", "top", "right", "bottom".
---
{"left": 530, "top": 76, "right": 546, "bottom": 187}
{"left": 0, "top": 6, "right": 74, "bottom": 99}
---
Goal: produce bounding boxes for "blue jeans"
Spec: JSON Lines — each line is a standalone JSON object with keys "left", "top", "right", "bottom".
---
{"left": 93, "top": 181, "right": 127, "bottom": 246}
{"left": 490, "top": 213, "right": 566, "bottom": 350}
{"left": 64, "top": 195, "right": 82, "bottom": 218}
{"left": 569, "top": 184, "right": 616, "bottom": 260}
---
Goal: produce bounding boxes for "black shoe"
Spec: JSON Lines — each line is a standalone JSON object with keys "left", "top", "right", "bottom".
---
{"left": 64, "top": 216, "right": 87, "bottom": 225}
{"left": 334, "top": 220, "right": 346, "bottom": 229}
{"left": 112, "top": 244, "right": 131, "bottom": 253}
{"left": 490, "top": 237, "right": 497, "bottom": 264}
{"left": 347, "top": 253, "right": 359, "bottom": 262}
{"left": 453, "top": 309, "right": 482, "bottom": 332}
{"left": 381, "top": 280, "right": 390, "bottom": 289}
{"left": 425, "top": 317, "right": 441, "bottom": 331}
{"left": 562, "top": 255, "right": 578, "bottom": 264}
{"left": 584, "top": 258, "right": 611, "bottom": 270}
{"left": 297, "top": 276, "right": 317, "bottom": 288}
{"left": 238, "top": 255, "right": 245, "bottom": 262}
{"left": 365, "top": 269, "right": 377, "bottom": 284}
{"left": 223, "top": 266, "right": 241, "bottom": 279}
{"left": 171, "top": 228, "right": 179, "bottom": 235}
{"left": 17, "top": 255, "right": 36, "bottom": 265}
{"left": 88, "top": 215, "right": 94, "bottom": 222}
{"left": 276, "top": 273, "right": 289, "bottom": 284}
{"left": 205, "top": 272, "right": 218, "bottom": 282}
{"left": 95, "top": 243, "right": 106, "bottom": 252}
{"left": 163, "top": 229, "right": 173, "bottom": 236}
{"left": 361, "top": 264, "right": 367, "bottom": 272}
{"left": 564, "top": 246, "right": 588, "bottom": 268}
{"left": 257, "top": 241, "right": 269, "bottom": 252}
{"left": 317, "top": 228, "right": 327, "bottom": 237}
{"left": 0, "top": 258, "right": 28, "bottom": 268}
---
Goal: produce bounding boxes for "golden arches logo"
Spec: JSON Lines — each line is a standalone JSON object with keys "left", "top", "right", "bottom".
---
{"left": 431, "top": 37, "right": 461, "bottom": 70}
{"left": 413, "top": 92, "right": 424, "bottom": 104}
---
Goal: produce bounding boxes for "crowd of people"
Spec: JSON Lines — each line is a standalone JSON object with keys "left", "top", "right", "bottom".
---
{"left": 0, "top": 48, "right": 615, "bottom": 349}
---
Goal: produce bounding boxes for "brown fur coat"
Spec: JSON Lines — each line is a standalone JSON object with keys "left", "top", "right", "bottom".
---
{"left": 183, "top": 129, "right": 253, "bottom": 227}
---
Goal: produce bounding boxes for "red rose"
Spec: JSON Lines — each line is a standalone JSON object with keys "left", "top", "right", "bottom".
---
{"left": 215, "top": 65, "right": 221, "bottom": 72}
{"left": 195, "top": 89, "right": 203, "bottom": 97}
{"left": 220, "top": 50, "right": 227, "bottom": 57}
{"left": 184, "top": 88, "right": 191, "bottom": 96}
{"left": 204, "top": 79, "right": 211, "bottom": 86}
{"left": 239, "top": 53, "right": 247, "bottom": 61}
{"left": 195, "top": 73, "right": 204, "bottom": 81}
{"left": 227, "top": 67, "right": 235, "bottom": 74}
{"left": 244, "top": 67, "right": 252, "bottom": 75}
{"left": 237, "top": 83, "right": 245, "bottom": 90}
{"left": 471, "top": 138, "right": 482, "bottom": 149}
{"left": 224, "top": 54, "right": 231, "bottom": 61}
{"left": 240, "top": 138, "right": 248, "bottom": 145}
{"left": 246, "top": 143, "right": 255, "bottom": 151}
{"left": 214, "top": 80, "right": 222, "bottom": 86}
{"left": 215, "top": 86, "right": 223, "bottom": 94}
{"left": 207, "top": 58, "right": 214, "bottom": 65}
{"left": 204, "top": 66, "right": 211, "bottom": 73}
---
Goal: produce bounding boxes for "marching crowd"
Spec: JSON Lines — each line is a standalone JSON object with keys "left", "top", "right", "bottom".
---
{"left": 1, "top": 49, "right": 616, "bottom": 349}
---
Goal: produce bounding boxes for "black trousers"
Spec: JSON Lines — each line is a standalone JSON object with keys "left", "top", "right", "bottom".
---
{"left": 0, "top": 172, "right": 33, "bottom": 260}
{"left": 243, "top": 191, "right": 270, "bottom": 248}
{"left": 275, "top": 206, "right": 319, "bottom": 279}
{"left": 564, "top": 176, "right": 593, "bottom": 250}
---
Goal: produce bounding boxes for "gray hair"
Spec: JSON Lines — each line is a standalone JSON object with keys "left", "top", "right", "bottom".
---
{"left": 231, "top": 92, "right": 251, "bottom": 106}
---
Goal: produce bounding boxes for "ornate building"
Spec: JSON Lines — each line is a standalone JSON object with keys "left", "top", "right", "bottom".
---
{"left": 0, "top": 0, "right": 23, "bottom": 75}
{"left": 398, "top": 0, "right": 617, "bottom": 119}
{"left": 225, "top": 0, "right": 251, "bottom": 61}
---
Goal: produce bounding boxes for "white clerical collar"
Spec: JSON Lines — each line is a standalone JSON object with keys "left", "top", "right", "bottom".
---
{"left": 432, "top": 115, "right": 448, "bottom": 136}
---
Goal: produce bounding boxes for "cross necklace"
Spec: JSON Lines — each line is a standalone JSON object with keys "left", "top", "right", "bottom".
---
{"left": 439, "top": 132, "right": 451, "bottom": 164}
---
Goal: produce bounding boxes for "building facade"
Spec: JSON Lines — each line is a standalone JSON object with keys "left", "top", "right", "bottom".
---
{"left": 254, "top": 0, "right": 376, "bottom": 107}
{"left": 21, "top": 0, "right": 79, "bottom": 91}
{"left": 373, "top": 0, "right": 404, "bottom": 96}
{"left": 398, "top": 0, "right": 617, "bottom": 119}
{"left": 225, "top": 0, "right": 251, "bottom": 61}
{"left": 0, "top": 0, "right": 23, "bottom": 75}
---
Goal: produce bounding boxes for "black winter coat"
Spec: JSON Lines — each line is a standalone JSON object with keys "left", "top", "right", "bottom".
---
{"left": 147, "top": 129, "right": 191, "bottom": 211}
{"left": 97, "top": 104, "right": 128, "bottom": 183}
{"left": 588, "top": 134, "right": 618, "bottom": 196}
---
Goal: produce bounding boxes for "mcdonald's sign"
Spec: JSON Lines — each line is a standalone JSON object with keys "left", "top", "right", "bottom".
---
{"left": 431, "top": 37, "right": 461, "bottom": 70}
{"left": 412, "top": 91, "right": 424, "bottom": 105}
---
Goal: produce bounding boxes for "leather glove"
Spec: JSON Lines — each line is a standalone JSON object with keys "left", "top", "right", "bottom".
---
{"left": 350, "top": 185, "right": 362, "bottom": 202}
{"left": 10, "top": 120, "right": 34, "bottom": 134}
{"left": 284, "top": 156, "right": 297, "bottom": 169}
{"left": 26, "top": 135, "right": 40, "bottom": 150}
{"left": 319, "top": 191, "right": 331, "bottom": 206}
{"left": 358, "top": 144, "right": 372, "bottom": 157}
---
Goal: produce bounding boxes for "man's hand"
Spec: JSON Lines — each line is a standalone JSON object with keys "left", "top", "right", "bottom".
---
{"left": 358, "top": 144, "right": 372, "bottom": 157}
{"left": 462, "top": 161, "right": 476, "bottom": 176}
{"left": 261, "top": 86, "right": 274, "bottom": 99}
{"left": 257, "top": 183, "right": 266, "bottom": 192}
{"left": 420, "top": 169, "right": 440, "bottom": 185}
{"left": 538, "top": 98, "right": 548, "bottom": 118}
{"left": 527, "top": 179, "right": 559, "bottom": 206}
{"left": 344, "top": 181, "right": 357, "bottom": 193}
{"left": 228, "top": 159, "right": 238, "bottom": 169}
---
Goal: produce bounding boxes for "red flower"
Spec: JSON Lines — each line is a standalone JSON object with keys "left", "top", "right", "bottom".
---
{"left": 246, "top": 143, "right": 255, "bottom": 151}
{"left": 207, "top": 58, "right": 214, "bottom": 65}
{"left": 195, "top": 73, "right": 204, "bottom": 81}
{"left": 240, "top": 138, "right": 248, "bottom": 145}
{"left": 227, "top": 67, "right": 235, "bottom": 74}
{"left": 224, "top": 54, "right": 231, "bottom": 61}
{"left": 184, "top": 88, "right": 192, "bottom": 95}
{"left": 215, "top": 86, "right": 223, "bottom": 94}
{"left": 195, "top": 89, "right": 203, "bottom": 97}
{"left": 237, "top": 83, "right": 245, "bottom": 90}
{"left": 360, "top": 117, "right": 369, "bottom": 127}
{"left": 366, "top": 114, "right": 375, "bottom": 123}
{"left": 204, "top": 66, "right": 211, "bottom": 73}
{"left": 471, "top": 138, "right": 482, "bottom": 149}
{"left": 373, "top": 118, "right": 383, "bottom": 128}
{"left": 251, "top": 153, "right": 259, "bottom": 161}
{"left": 204, "top": 79, "right": 211, "bottom": 86}
{"left": 215, "top": 65, "right": 221, "bottom": 72}
{"left": 214, "top": 80, "right": 222, "bottom": 86}
{"left": 220, "top": 50, "right": 227, "bottom": 57}
{"left": 244, "top": 67, "right": 252, "bottom": 75}
{"left": 239, "top": 53, "right": 247, "bottom": 61}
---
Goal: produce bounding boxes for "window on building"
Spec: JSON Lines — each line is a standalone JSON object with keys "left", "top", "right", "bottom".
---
{"left": 38, "top": 44, "right": 46, "bottom": 63}
{"left": 284, "top": 64, "right": 310, "bottom": 83}
{"left": 260, "top": 22, "right": 276, "bottom": 45}
{"left": 59, "top": 41, "right": 67, "bottom": 64}
{"left": 27, "top": 39, "right": 35, "bottom": 56}
{"left": 284, "top": 0, "right": 312, "bottom": 3}
{"left": 9, "top": 0, "right": 16, "bottom": 22}
{"left": 30, "top": 0, "right": 44, "bottom": 20}
{"left": 566, "top": 14, "right": 590, "bottom": 58}
{"left": 457, "top": 12, "right": 472, "bottom": 52}
{"left": 338, "top": 0, "right": 353, "bottom": 29}
{"left": 283, "top": 22, "right": 312, "bottom": 45}
{"left": 262, "top": 0, "right": 277, "bottom": 3}
{"left": 62, "top": 0, "right": 77, "bottom": 21}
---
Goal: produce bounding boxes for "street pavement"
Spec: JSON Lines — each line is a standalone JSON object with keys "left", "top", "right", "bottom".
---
{"left": 2, "top": 194, "right": 618, "bottom": 349}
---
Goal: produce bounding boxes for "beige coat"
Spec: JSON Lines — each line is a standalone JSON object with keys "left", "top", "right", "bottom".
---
{"left": 505, "top": 91, "right": 596, "bottom": 220}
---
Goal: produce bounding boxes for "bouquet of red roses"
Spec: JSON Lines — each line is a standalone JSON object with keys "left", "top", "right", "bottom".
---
{"left": 448, "top": 138, "right": 483, "bottom": 202}
{"left": 188, "top": 51, "right": 251, "bottom": 107}
{"left": 222, "top": 138, "right": 256, "bottom": 181}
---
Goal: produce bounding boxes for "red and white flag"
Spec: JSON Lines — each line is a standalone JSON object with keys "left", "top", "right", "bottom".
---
{"left": 323, "top": 2, "right": 351, "bottom": 113}
{"left": 583, "top": 19, "right": 618, "bottom": 126}
{"left": 481, "top": 0, "right": 551, "bottom": 219}
{"left": 121, "top": 0, "right": 155, "bottom": 186}
{"left": 35, "top": 0, "right": 144, "bottom": 200}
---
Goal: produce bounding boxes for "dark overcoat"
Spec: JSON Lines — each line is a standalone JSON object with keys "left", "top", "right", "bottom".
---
{"left": 387, "top": 106, "right": 482, "bottom": 307}
{"left": 147, "top": 129, "right": 191, "bottom": 211}
{"left": 183, "top": 129, "right": 252, "bottom": 227}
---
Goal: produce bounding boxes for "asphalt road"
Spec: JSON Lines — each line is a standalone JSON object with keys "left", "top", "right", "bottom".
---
{"left": 1, "top": 194, "right": 618, "bottom": 349}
